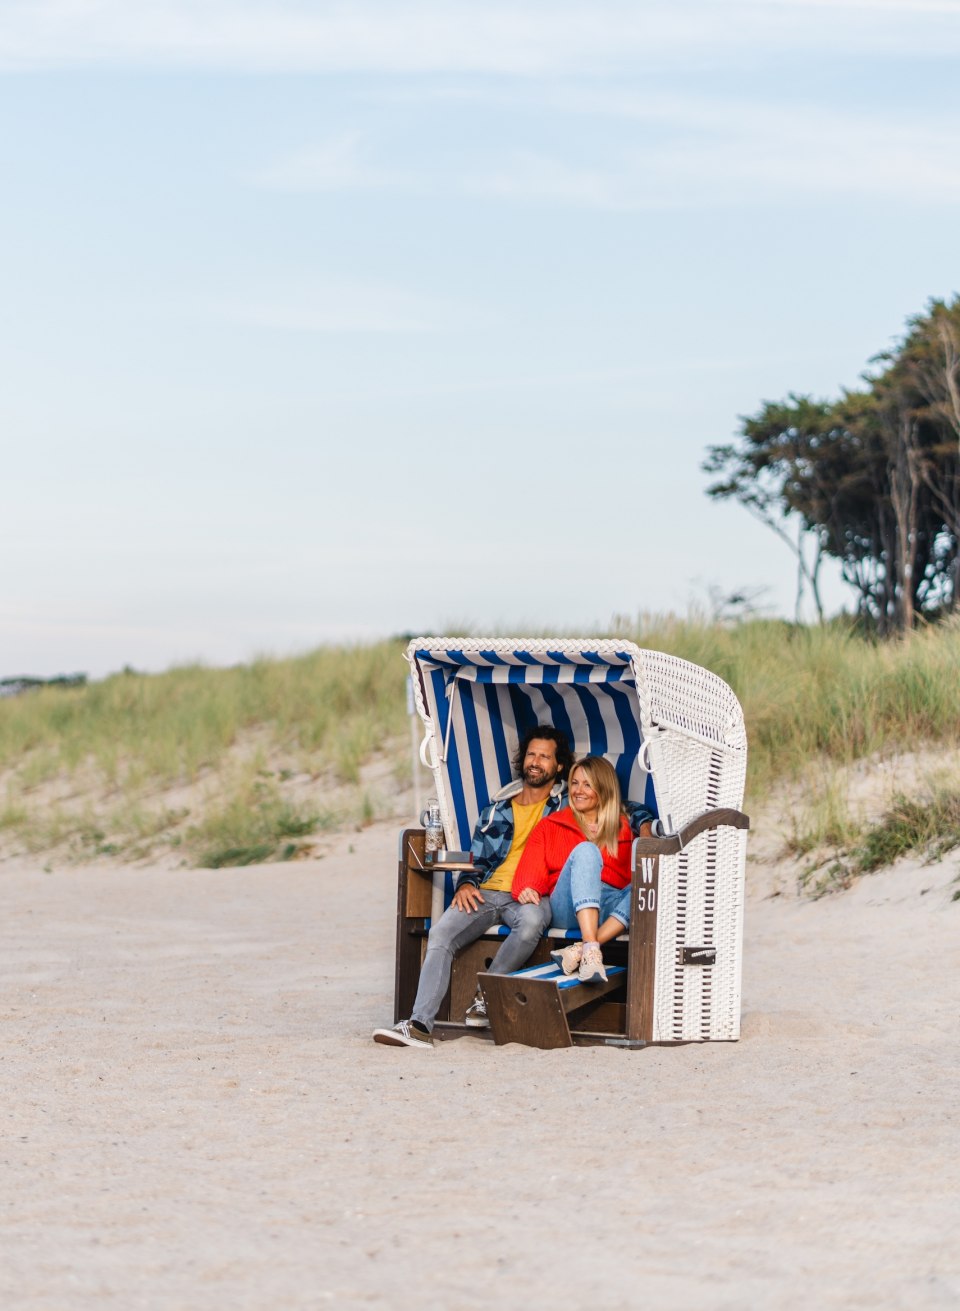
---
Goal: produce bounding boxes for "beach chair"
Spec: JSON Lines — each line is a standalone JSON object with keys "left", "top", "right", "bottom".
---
{"left": 395, "top": 637, "right": 749, "bottom": 1048}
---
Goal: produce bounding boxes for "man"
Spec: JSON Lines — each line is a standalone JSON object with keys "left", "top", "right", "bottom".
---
{"left": 372, "top": 725, "right": 574, "bottom": 1048}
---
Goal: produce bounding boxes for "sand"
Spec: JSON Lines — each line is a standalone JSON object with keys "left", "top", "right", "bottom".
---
{"left": 1, "top": 819, "right": 958, "bottom": 1310}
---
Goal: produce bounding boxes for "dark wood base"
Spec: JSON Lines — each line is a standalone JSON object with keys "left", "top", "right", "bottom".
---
{"left": 478, "top": 968, "right": 627, "bottom": 1049}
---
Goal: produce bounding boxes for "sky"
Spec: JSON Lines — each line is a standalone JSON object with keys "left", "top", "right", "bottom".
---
{"left": 2, "top": 0, "right": 959, "bottom": 678}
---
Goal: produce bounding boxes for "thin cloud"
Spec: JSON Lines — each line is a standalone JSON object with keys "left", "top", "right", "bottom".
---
{"left": 2, "top": 0, "right": 960, "bottom": 73}
{"left": 462, "top": 100, "right": 960, "bottom": 209}
{"left": 200, "top": 280, "right": 468, "bottom": 334}
{"left": 250, "top": 133, "right": 409, "bottom": 193}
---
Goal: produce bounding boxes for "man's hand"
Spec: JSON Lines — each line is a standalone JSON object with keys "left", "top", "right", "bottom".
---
{"left": 515, "top": 888, "right": 541, "bottom": 906}
{"left": 452, "top": 883, "right": 485, "bottom": 913}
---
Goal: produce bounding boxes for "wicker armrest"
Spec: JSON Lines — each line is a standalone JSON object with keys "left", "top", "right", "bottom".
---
{"left": 634, "top": 807, "right": 749, "bottom": 857}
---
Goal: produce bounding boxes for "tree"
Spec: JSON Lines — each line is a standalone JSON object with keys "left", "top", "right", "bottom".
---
{"left": 703, "top": 335, "right": 960, "bottom": 634}
{"left": 880, "top": 297, "right": 960, "bottom": 609}
{"left": 701, "top": 394, "right": 836, "bottom": 622}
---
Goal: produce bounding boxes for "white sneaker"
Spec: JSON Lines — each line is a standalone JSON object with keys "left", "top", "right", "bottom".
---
{"left": 549, "top": 942, "right": 584, "bottom": 975}
{"left": 372, "top": 1019, "right": 433, "bottom": 1048}
{"left": 578, "top": 943, "right": 607, "bottom": 984}
{"left": 465, "top": 990, "right": 489, "bottom": 1028}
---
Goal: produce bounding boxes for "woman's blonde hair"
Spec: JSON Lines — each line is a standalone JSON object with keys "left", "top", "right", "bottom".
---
{"left": 568, "top": 756, "right": 623, "bottom": 855}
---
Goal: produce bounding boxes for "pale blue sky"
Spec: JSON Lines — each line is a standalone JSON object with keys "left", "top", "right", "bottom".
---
{"left": 2, "top": 0, "right": 959, "bottom": 677}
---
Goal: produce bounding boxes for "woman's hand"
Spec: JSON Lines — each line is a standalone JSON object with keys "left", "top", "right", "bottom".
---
{"left": 516, "top": 887, "right": 541, "bottom": 905}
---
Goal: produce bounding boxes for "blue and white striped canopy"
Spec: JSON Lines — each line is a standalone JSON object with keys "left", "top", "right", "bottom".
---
{"left": 407, "top": 638, "right": 659, "bottom": 850}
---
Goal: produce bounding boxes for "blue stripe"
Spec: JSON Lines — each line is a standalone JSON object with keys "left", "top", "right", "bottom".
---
{"left": 573, "top": 684, "right": 608, "bottom": 755}
{"left": 535, "top": 683, "right": 576, "bottom": 757}
{"left": 483, "top": 683, "right": 513, "bottom": 785}
{"left": 478, "top": 650, "right": 509, "bottom": 664}
{"left": 444, "top": 729, "right": 471, "bottom": 847}
{"left": 428, "top": 667, "right": 449, "bottom": 743}
{"left": 507, "top": 685, "right": 538, "bottom": 740}
{"left": 597, "top": 683, "right": 642, "bottom": 796}
{"left": 459, "top": 686, "right": 490, "bottom": 813}
{"left": 644, "top": 770, "right": 658, "bottom": 814}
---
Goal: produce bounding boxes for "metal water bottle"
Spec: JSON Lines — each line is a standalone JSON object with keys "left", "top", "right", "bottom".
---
{"left": 422, "top": 797, "right": 444, "bottom": 855}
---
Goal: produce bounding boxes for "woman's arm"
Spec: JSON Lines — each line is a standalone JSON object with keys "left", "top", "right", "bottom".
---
{"left": 511, "top": 819, "right": 551, "bottom": 900}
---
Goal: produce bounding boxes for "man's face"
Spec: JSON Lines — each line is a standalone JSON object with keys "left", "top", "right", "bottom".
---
{"left": 521, "top": 738, "right": 561, "bottom": 788}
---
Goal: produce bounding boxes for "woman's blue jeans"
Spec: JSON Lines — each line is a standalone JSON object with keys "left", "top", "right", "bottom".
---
{"left": 548, "top": 842, "right": 631, "bottom": 932}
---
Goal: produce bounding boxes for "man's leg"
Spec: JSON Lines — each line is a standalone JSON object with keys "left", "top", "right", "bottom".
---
{"left": 409, "top": 898, "right": 501, "bottom": 1032}
{"left": 487, "top": 893, "right": 551, "bottom": 975}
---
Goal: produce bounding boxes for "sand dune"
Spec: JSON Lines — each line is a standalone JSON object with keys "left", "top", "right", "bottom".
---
{"left": 1, "top": 820, "right": 958, "bottom": 1309}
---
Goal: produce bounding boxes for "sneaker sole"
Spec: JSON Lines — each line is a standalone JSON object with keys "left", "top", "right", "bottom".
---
{"left": 578, "top": 968, "right": 608, "bottom": 984}
{"left": 464, "top": 1016, "right": 489, "bottom": 1028}
{"left": 372, "top": 1029, "right": 433, "bottom": 1048}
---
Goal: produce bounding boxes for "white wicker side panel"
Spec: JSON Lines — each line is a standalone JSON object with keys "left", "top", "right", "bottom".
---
{"left": 653, "top": 731, "right": 747, "bottom": 831}
{"left": 634, "top": 648, "right": 747, "bottom": 834}
{"left": 637, "top": 648, "right": 747, "bottom": 754}
{"left": 652, "top": 824, "right": 747, "bottom": 1042}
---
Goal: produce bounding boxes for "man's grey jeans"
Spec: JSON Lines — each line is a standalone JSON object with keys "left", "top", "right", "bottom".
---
{"left": 410, "top": 889, "right": 551, "bottom": 1032}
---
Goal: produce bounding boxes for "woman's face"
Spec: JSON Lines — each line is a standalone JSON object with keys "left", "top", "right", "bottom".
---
{"left": 570, "top": 767, "right": 599, "bottom": 817}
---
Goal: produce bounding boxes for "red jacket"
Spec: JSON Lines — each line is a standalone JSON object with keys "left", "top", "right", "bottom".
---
{"left": 512, "top": 808, "right": 634, "bottom": 899}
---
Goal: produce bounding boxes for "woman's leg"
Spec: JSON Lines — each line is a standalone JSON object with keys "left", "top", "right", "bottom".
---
{"left": 595, "top": 883, "right": 631, "bottom": 946}
{"left": 577, "top": 883, "right": 627, "bottom": 984}
{"left": 548, "top": 842, "right": 603, "bottom": 939}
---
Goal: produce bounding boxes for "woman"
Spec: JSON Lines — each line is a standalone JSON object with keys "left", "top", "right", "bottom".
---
{"left": 512, "top": 756, "right": 652, "bottom": 983}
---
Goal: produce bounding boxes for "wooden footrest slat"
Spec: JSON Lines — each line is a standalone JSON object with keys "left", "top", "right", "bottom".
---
{"left": 478, "top": 963, "right": 626, "bottom": 1050}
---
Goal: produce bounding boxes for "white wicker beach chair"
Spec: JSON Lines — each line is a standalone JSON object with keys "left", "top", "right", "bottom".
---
{"left": 395, "top": 637, "right": 749, "bottom": 1048}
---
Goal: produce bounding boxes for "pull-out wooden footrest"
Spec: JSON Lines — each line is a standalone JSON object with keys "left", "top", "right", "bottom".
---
{"left": 478, "top": 961, "right": 626, "bottom": 1050}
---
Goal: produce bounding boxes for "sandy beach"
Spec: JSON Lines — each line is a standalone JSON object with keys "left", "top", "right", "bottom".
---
{"left": 2, "top": 818, "right": 958, "bottom": 1310}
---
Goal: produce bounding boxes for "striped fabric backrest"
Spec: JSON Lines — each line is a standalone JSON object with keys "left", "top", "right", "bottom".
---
{"left": 407, "top": 639, "right": 660, "bottom": 850}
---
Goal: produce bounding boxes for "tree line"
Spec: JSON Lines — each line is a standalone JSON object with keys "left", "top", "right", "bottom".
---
{"left": 703, "top": 296, "right": 960, "bottom": 634}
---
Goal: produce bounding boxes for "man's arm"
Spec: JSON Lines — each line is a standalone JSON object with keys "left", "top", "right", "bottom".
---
{"left": 448, "top": 803, "right": 497, "bottom": 912}
{"left": 459, "top": 804, "right": 496, "bottom": 887}
{"left": 624, "top": 799, "right": 657, "bottom": 837}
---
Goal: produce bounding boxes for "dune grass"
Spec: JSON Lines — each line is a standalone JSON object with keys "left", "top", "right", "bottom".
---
{"left": 619, "top": 612, "right": 960, "bottom": 796}
{"left": 0, "top": 641, "right": 408, "bottom": 785}
{"left": 188, "top": 771, "right": 333, "bottom": 869}
{"left": 4, "top": 618, "right": 960, "bottom": 872}
{"left": 795, "top": 776, "right": 960, "bottom": 899}
{"left": 0, "top": 640, "right": 409, "bottom": 864}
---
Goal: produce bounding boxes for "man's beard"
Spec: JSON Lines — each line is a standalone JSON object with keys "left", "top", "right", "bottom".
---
{"left": 523, "top": 763, "right": 558, "bottom": 787}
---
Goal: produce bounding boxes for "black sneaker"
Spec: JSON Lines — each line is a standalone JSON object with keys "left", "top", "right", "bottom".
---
{"left": 464, "top": 990, "right": 489, "bottom": 1028}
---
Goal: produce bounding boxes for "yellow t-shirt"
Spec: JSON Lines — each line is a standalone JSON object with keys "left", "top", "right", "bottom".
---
{"left": 480, "top": 799, "right": 548, "bottom": 892}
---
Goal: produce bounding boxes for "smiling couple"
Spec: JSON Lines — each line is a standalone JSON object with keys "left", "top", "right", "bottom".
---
{"left": 373, "top": 724, "right": 654, "bottom": 1049}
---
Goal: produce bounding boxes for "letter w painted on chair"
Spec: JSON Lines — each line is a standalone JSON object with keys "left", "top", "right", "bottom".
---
{"left": 637, "top": 858, "right": 657, "bottom": 913}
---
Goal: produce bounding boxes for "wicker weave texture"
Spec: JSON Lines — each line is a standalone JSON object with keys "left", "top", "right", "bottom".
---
{"left": 652, "top": 825, "right": 746, "bottom": 1042}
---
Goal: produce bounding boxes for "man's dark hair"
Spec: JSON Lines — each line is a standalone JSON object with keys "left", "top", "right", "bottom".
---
{"left": 512, "top": 724, "right": 574, "bottom": 781}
